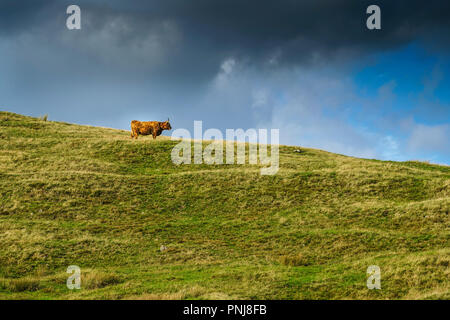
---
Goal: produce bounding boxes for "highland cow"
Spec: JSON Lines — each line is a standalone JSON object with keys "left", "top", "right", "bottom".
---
{"left": 130, "top": 119, "right": 172, "bottom": 139}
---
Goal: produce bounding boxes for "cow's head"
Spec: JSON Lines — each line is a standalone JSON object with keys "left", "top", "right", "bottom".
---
{"left": 161, "top": 118, "right": 172, "bottom": 130}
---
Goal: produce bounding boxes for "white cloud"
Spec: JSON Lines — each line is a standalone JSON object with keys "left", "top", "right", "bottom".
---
{"left": 408, "top": 123, "right": 450, "bottom": 153}
{"left": 206, "top": 60, "right": 381, "bottom": 158}
{"left": 214, "top": 58, "right": 237, "bottom": 88}
{"left": 221, "top": 58, "right": 236, "bottom": 74}
{"left": 379, "top": 135, "right": 400, "bottom": 160}
{"left": 251, "top": 89, "right": 269, "bottom": 108}
{"left": 202, "top": 59, "right": 449, "bottom": 164}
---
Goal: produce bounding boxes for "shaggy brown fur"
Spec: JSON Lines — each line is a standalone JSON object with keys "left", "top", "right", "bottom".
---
{"left": 130, "top": 119, "right": 172, "bottom": 139}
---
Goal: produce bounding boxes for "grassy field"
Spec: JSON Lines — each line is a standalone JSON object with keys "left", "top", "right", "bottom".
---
{"left": 0, "top": 111, "right": 448, "bottom": 300}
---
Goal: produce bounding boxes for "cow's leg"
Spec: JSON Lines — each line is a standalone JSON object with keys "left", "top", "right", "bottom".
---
{"left": 152, "top": 131, "right": 157, "bottom": 139}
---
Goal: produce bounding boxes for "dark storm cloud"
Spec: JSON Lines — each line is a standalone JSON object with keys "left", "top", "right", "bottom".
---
{"left": 1, "top": 0, "right": 450, "bottom": 78}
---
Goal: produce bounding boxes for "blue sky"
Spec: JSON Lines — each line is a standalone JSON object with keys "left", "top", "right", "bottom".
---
{"left": 349, "top": 44, "right": 450, "bottom": 163}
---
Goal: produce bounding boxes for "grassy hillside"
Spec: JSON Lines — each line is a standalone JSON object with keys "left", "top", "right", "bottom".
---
{"left": 0, "top": 111, "right": 448, "bottom": 300}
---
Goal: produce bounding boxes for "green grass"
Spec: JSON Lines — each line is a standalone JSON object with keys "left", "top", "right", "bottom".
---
{"left": 0, "top": 111, "right": 448, "bottom": 300}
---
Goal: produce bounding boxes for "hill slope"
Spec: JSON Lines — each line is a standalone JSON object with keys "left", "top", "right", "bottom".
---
{"left": 0, "top": 111, "right": 448, "bottom": 299}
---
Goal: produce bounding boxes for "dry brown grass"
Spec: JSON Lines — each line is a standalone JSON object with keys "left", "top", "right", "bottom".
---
{"left": 0, "top": 278, "right": 41, "bottom": 292}
{"left": 82, "top": 271, "right": 122, "bottom": 290}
